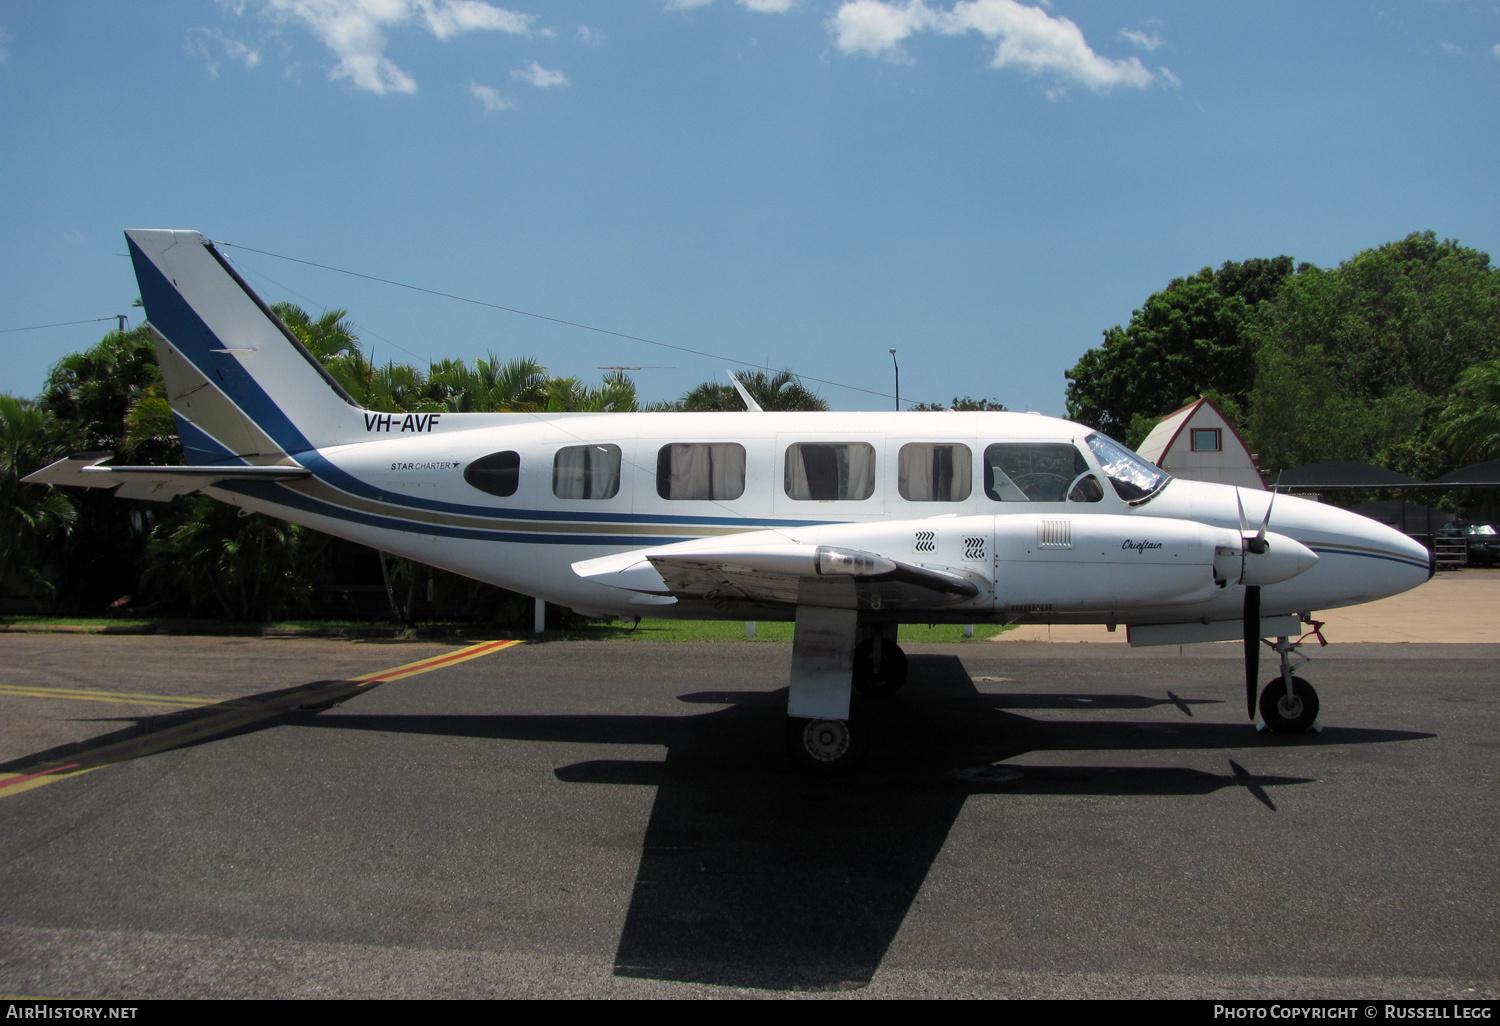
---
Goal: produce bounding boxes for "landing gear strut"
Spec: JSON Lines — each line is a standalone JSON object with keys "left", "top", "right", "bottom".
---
{"left": 1257, "top": 635, "right": 1320, "bottom": 733}
{"left": 852, "top": 624, "right": 908, "bottom": 698}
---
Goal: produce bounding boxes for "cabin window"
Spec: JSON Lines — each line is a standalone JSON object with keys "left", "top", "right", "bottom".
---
{"left": 1191, "top": 428, "right": 1222, "bottom": 452}
{"left": 784, "top": 442, "right": 876, "bottom": 501}
{"left": 553, "top": 444, "right": 622, "bottom": 500}
{"left": 656, "top": 443, "right": 746, "bottom": 500}
{"left": 983, "top": 443, "right": 1091, "bottom": 502}
{"left": 464, "top": 450, "right": 520, "bottom": 498}
{"left": 898, "top": 443, "right": 972, "bottom": 502}
{"left": 1084, "top": 433, "right": 1170, "bottom": 503}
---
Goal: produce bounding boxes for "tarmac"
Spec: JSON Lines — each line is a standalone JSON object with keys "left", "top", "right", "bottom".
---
{"left": 0, "top": 571, "right": 1497, "bottom": 999}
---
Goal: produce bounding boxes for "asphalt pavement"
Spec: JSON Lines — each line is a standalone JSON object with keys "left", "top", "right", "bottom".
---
{"left": 0, "top": 635, "right": 1496, "bottom": 998}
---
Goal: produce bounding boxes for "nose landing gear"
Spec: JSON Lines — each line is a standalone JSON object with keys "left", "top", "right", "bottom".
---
{"left": 1257, "top": 632, "right": 1322, "bottom": 733}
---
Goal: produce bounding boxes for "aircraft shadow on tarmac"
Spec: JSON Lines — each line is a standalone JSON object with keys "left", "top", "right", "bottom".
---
{"left": 0, "top": 655, "right": 1435, "bottom": 993}
{"left": 280, "top": 654, "right": 1429, "bottom": 993}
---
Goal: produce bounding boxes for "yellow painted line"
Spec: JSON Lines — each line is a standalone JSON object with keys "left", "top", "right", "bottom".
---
{"left": 0, "top": 639, "right": 523, "bottom": 799}
{"left": 351, "top": 638, "right": 524, "bottom": 684}
{"left": 0, "top": 684, "right": 215, "bottom": 708}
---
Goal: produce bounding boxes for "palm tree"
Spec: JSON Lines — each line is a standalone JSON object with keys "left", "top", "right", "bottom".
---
{"left": 678, "top": 369, "right": 828, "bottom": 411}
{"left": 1436, "top": 360, "right": 1500, "bottom": 463}
{"left": 0, "top": 396, "right": 77, "bottom": 606}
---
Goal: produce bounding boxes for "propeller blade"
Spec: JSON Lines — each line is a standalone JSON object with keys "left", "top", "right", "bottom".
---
{"left": 1244, "top": 585, "right": 1261, "bottom": 718}
{"left": 1250, "top": 489, "right": 1277, "bottom": 554}
{"left": 1235, "top": 487, "right": 1250, "bottom": 534}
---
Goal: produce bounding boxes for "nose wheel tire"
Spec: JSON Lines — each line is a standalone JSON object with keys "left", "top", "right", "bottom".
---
{"left": 785, "top": 716, "right": 866, "bottom": 774}
{"left": 1258, "top": 676, "right": 1319, "bottom": 732}
{"left": 852, "top": 639, "right": 909, "bottom": 698}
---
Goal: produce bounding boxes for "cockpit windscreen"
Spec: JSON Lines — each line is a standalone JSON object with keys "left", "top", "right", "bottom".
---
{"left": 1085, "top": 432, "right": 1170, "bottom": 503}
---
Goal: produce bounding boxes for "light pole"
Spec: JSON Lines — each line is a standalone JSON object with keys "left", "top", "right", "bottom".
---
{"left": 889, "top": 348, "right": 899, "bottom": 412}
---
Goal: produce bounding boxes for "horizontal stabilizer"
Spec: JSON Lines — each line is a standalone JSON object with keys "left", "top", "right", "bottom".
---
{"left": 23, "top": 454, "right": 309, "bottom": 502}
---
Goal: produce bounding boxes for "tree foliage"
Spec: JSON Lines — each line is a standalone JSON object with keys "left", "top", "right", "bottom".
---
{"left": 1065, "top": 257, "right": 1294, "bottom": 441}
{"left": 910, "top": 396, "right": 1007, "bottom": 412}
{"left": 1245, "top": 233, "right": 1500, "bottom": 473}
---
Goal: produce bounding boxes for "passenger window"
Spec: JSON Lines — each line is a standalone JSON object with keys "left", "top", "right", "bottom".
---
{"left": 898, "top": 443, "right": 972, "bottom": 502}
{"left": 464, "top": 450, "right": 520, "bottom": 498}
{"left": 553, "top": 444, "right": 622, "bottom": 500}
{"left": 984, "top": 443, "right": 1092, "bottom": 502}
{"left": 657, "top": 443, "right": 746, "bottom": 500}
{"left": 784, "top": 442, "right": 876, "bottom": 501}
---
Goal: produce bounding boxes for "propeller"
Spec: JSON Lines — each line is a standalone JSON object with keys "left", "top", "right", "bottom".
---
{"left": 1236, "top": 488, "right": 1278, "bottom": 718}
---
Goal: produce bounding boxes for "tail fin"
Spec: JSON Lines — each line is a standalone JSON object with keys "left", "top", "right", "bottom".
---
{"left": 126, "top": 229, "right": 365, "bottom": 464}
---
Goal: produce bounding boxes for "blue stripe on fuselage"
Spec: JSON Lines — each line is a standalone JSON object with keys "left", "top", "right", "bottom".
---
{"left": 1308, "top": 545, "right": 1430, "bottom": 572}
{"left": 219, "top": 479, "right": 695, "bottom": 546}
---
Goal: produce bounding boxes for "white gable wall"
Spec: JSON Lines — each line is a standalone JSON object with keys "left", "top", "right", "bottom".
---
{"left": 1154, "top": 401, "right": 1265, "bottom": 490}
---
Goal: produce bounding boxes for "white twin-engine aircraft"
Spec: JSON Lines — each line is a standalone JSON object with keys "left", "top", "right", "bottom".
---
{"left": 28, "top": 230, "right": 1435, "bottom": 772}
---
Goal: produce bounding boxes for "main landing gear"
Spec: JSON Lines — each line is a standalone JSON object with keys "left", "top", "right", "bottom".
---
{"left": 782, "top": 613, "right": 909, "bottom": 773}
{"left": 1256, "top": 633, "right": 1321, "bottom": 733}
{"left": 852, "top": 623, "right": 908, "bottom": 698}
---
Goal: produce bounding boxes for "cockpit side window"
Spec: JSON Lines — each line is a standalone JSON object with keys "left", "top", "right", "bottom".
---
{"left": 983, "top": 443, "right": 1091, "bottom": 502}
{"left": 464, "top": 450, "right": 520, "bottom": 498}
{"left": 1084, "top": 432, "right": 1170, "bottom": 503}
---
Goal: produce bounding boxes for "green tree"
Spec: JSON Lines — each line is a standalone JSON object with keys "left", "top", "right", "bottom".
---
{"left": 1435, "top": 359, "right": 1500, "bottom": 464}
{"left": 140, "top": 496, "right": 325, "bottom": 621}
{"left": 1065, "top": 257, "right": 1295, "bottom": 440}
{"left": 1245, "top": 233, "right": 1500, "bottom": 472}
{"left": 910, "top": 396, "right": 1007, "bottom": 412}
{"left": 0, "top": 396, "right": 77, "bottom": 607}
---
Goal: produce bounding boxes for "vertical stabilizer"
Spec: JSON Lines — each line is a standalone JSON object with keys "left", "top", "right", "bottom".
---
{"left": 126, "top": 229, "right": 365, "bottom": 463}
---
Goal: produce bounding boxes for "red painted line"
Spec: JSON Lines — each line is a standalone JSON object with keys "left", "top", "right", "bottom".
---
{"left": 0, "top": 763, "right": 81, "bottom": 788}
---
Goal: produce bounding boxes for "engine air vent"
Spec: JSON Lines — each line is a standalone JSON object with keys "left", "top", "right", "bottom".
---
{"left": 1038, "top": 520, "right": 1072, "bottom": 550}
{"left": 914, "top": 530, "right": 936, "bottom": 553}
{"left": 963, "top": 536, "right": 986, "bottom": 561}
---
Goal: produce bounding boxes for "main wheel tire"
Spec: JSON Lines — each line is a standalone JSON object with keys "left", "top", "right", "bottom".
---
{"left": 851, "top": 639, "right": 909, "bottom": 698}
{"left": 1258, "top": 675, "right": 1319, "bottom": 732}
{"left": 785, "top": 716, "right": 866, "bottom": 774}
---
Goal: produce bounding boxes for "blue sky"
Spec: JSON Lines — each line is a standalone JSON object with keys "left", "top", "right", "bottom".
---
{"left": 2, "top": 1, "right": 1498, "bottom": 414}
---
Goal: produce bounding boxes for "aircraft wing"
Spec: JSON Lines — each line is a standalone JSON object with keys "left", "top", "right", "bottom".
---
{"left": 574, "top": 536, "right": 982, "bottom": 611}
{"left": 23, "top": 454, "right": 311, "bottom": 502}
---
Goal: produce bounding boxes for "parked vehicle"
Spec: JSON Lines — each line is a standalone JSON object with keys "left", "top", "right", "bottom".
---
{"left": 1435, "top": 522, "right": 1500, "bottom": 567}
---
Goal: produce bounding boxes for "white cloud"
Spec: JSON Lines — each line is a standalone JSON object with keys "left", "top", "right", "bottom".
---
{"left": 577, "top": 25, "right": 604, "bottom": 45}
{"left": 1440, "top": 41, "right": 1462, "bottom": 56}
{"left": 187, "top": 27, "right": 263, "bottom": 77}
{"left": 1157, "top": 65, "right": 1180, "bottom": 88}
{"left": 1493, "top": 43, "right": 1500, "bottom": 60}
{"left": 255, "top": 0, "right": 534, "bottom": 95}
{"left": 830, "top": 0, "right": 1155, "bottom": 92}
{"left": 828, "top": 0, "right": 936, "bottom": 58}
{"left": 511, "top": 60, "right": 567, "bottom": 87}
{"left": 665, "top": 0, "right": 796, "bottom": 11}
{"left": 1119, "top": 28, "right": 1161, "bottom": 52}
{"left": 468, "top": 80, "right": 514, "bottom": 111}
